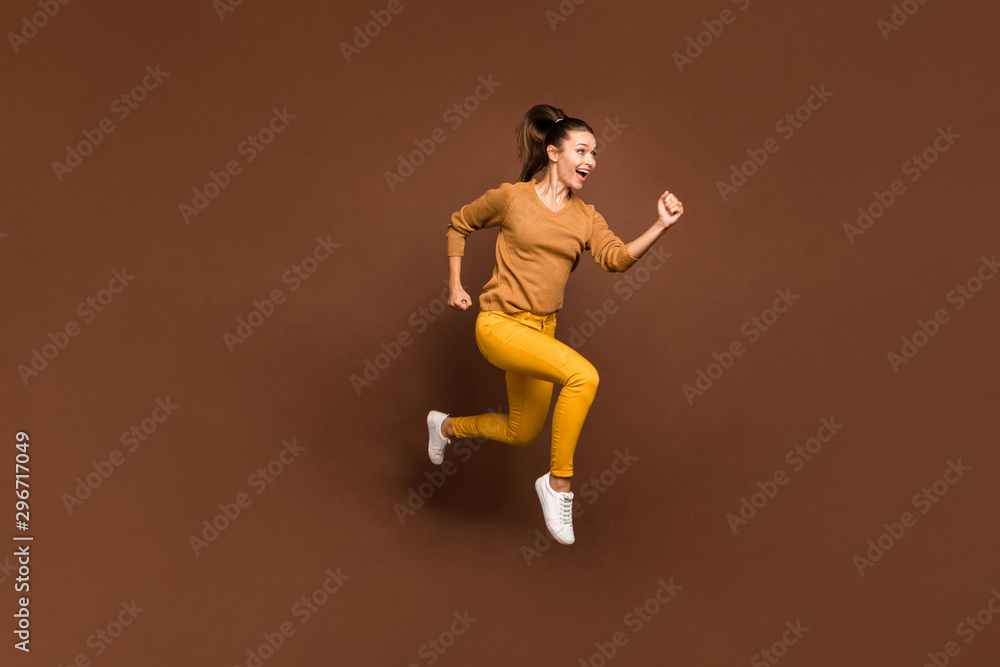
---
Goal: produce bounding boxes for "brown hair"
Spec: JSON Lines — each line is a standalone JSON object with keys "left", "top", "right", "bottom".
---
{"left": 514, "top": 104, "right": 594, "bottom": 183}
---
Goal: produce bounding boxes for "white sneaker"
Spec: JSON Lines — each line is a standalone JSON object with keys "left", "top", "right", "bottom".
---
{"left": 427, "top": 410, "right": 451, "bottom": 465}
{"left": 535, "top": 473, "right": 575, "bottom": 545}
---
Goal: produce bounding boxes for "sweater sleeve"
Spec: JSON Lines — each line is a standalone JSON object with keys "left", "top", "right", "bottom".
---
{"left": 588, "top": 208, "right": 638, "bottom": 272}
{"left": 446, "top": 183, "right": 512, "bottom": 257}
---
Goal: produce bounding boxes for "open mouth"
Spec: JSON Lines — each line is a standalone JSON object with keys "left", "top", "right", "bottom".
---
{"left": 575, "top": 169, "right": 589, "bottom": 182}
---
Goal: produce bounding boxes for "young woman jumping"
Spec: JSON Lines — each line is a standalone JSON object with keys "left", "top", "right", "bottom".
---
{"left": 426, "top": 104, "right": 684, "bottom": 545}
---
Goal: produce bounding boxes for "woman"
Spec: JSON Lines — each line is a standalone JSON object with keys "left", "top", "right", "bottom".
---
{"left": 426, "top": 104, "right": 683, "bottom": 545}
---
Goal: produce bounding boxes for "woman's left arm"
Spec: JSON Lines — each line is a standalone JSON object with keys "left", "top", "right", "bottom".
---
{"left": 626, "top": 190, "right": 684, "bottom": 260}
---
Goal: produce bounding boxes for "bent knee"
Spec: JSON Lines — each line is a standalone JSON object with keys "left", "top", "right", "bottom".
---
{"left": 569, "top": 362, "right": 600, "bottom": 392}
{"left": 508, "top": 430, "right": 538, "bottom": 448}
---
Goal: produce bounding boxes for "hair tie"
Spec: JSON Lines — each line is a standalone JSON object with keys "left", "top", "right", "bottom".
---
{"left": 555, "top": 118, "right": 563, "bottom": 123}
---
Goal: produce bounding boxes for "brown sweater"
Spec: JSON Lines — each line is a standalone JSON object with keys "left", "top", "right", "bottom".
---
{"left": 446, "top": 179, "right": 638, "bottom": 314}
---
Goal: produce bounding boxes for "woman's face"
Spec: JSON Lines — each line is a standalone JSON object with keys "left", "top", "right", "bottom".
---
{"left": 547, "top": 129, "right": 596, "bottom": 191}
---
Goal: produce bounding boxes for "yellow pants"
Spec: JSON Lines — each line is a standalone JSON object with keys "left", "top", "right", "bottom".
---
{"left": 451, "top": 310, "right": 599, "bottom": 477}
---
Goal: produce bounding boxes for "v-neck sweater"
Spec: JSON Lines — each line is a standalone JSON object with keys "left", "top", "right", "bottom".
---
{"left": 446, "top": 179, "right": 639, "bottom": 315}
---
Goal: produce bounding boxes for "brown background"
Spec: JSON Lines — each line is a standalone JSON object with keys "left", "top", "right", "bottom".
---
{"left": 3, "top": 0, "right": 999, "bottom": 664}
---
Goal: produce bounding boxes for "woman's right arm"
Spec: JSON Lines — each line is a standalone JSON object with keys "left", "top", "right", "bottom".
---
{"left": 448, "top": 256, "right": 471, "bottom": 310}
{"left": 445, "top": 183, "right": 513, "bottom": 311}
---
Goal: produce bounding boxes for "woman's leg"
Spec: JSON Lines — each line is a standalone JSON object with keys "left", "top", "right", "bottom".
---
{"left": 451, "top": 311, "right": 599, "bottom": 480}
{"left": 449, "top": 368, "right": 553, "bottom": 446}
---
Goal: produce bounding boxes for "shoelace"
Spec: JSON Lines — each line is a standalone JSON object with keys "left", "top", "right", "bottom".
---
{"left": 557, "top": 493, "right": 573, "bottom": 525}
